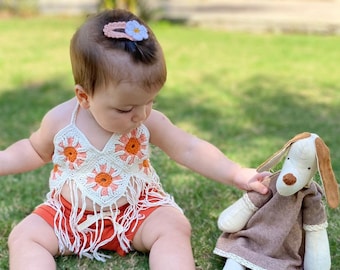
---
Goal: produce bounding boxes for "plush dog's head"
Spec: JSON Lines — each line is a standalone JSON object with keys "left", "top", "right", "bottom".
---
{"left": 257, "top": 132, "right": 339, "bottom": 208}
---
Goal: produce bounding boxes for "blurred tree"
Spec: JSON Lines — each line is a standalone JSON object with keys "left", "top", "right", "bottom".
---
{"left": 99, "top": 0, "right": 137, "bottom": 14}
{"left": 98, "top": 0, "right": 158, "bottom": 22}
{"left": 0, "top": 0, "right": 38, "bottom": 15}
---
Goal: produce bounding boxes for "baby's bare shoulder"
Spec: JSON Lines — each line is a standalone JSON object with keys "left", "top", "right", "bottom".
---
{"left": 44, "top": 98, "right": 76, "bottom": 126}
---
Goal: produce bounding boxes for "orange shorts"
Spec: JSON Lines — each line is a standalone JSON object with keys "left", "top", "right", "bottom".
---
{"left": 33, "top": 196, "right": 161, "bottom": 256}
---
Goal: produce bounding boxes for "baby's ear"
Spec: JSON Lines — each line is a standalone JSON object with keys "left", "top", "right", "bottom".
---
{"left": 75, "top": 84, "right": 90, "bottom": 109}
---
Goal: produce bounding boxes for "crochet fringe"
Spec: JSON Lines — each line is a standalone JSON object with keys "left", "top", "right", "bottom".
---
{"left": 45, "top": 177, "right": 180, "bottom": 262}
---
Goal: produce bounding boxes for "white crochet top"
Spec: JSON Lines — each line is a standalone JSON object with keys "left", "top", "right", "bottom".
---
{"left": 45, "top": 103, "right": 180, "bottom": 261}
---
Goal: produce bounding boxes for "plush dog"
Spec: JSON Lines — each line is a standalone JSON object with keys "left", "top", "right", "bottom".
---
{"left": 214, "top": 132, "right": 339, "bottom": 270}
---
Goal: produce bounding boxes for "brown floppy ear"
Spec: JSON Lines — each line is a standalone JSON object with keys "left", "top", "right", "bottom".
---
{"left": 257, "top": 132, "right": 312, "bottom": 172}
{"left": 315, "top": 137, "right": 339, "bottom": 208}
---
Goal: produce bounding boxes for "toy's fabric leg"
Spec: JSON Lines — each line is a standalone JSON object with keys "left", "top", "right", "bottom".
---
{"left": 304, "top": 230, "right": 331, "bottom": 270}
{"left": 223, "top": 258, "right": 246, "bottom": 270}
{"left": 217, "top": 194, "right": 258, "bottom": 233}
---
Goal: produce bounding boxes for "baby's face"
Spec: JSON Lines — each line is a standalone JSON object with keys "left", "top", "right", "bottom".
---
{"left": 86, "top": 80, "right": 160, "bottom": 135}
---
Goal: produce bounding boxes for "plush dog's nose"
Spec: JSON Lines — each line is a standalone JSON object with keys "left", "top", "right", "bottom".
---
{"left": 283, "top": 173, "right": 296, "bottom": 185}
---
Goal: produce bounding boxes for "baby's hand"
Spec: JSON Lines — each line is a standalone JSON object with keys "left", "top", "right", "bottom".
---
{"left": 233, "top": 168, "right": 270, "bottom": 194}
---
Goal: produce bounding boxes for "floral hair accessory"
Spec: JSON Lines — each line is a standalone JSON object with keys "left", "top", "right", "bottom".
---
{"left": 103, "top": 20, "right": 148, "bottom": 41}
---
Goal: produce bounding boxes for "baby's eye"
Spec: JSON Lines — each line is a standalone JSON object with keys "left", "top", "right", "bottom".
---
{"left": 116, "top": 108, "right": 133, "bottom": 113}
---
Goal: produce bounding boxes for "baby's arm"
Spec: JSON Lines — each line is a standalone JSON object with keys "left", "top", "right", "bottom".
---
{"left": 0, "top": 139, "right": 46, "bottom": 175}
{"left": 145, "top": 110, "right": 268, "bottom": 194}
{"left": 0, "top": 102, "right": 65, "bottom": 176}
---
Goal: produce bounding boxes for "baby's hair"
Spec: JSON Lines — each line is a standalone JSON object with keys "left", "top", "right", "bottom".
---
{"left": 70, "top": 9, "right": 167, "bottom": 95}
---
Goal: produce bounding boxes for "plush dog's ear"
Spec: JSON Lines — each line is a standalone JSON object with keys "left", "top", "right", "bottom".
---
{"left": 257, "top": 132, "right": 312, "bottom": 172}
{"left": 315, "top": 137, "right": 339, "bottom": 208}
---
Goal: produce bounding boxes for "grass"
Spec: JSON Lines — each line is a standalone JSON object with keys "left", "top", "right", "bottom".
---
{"left": 1, "top": 15, "right": 340, "bottom": 269}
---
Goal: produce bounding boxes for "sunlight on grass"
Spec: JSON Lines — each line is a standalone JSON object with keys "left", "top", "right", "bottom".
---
{"left": 0, "top": 16, "right": 80, "bottom": 90}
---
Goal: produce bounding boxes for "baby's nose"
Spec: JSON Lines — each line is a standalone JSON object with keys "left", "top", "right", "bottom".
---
{"left": 283, "top": 173, "right": 296, "bottom": 185}
{"left": 132, "top": 106, "right": 147, "bottom": 123}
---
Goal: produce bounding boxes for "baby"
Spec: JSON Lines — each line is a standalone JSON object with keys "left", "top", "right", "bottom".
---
{"left": 1, "top": 9, "right": 268, "bottom": 270}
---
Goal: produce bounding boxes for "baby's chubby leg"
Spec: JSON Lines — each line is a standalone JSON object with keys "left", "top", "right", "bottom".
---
{"left": 8, "top": 213, "right": 59, "bottom": 270}
{"left": 132, "top": 206, "right": 196, "bottom": 270}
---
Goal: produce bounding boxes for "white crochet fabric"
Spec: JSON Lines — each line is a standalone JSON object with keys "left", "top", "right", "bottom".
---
{"left": 45, "top": 104, "right": 180, "bottom": 261}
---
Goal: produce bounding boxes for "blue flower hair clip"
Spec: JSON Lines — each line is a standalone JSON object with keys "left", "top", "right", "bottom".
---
{"left": 103, "top": 20, "right": 148, "bottom": 41}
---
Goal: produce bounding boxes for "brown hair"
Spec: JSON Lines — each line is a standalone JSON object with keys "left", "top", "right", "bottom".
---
{"left": 70, "top": 9, "right": 167, "bottom": 96}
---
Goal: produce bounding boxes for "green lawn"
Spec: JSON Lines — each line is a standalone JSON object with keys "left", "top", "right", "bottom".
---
{"left": 0, "top": 15, "right": 339, "bottom": 269}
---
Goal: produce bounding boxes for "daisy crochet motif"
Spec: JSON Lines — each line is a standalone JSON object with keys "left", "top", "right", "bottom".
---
{"left": 103, "top": 20, "right": 148, "bottom": 41}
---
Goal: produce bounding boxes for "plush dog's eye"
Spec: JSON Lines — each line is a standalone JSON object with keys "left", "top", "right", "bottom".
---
{"left": 307, "top": 167, "right": 311, "bottom": 170}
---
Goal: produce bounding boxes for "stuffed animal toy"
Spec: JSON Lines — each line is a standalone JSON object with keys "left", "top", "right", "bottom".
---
{"left": 214, "top": 132, "right": 339, "bottom": 270}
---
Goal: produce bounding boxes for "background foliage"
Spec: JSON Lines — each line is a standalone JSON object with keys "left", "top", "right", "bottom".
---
{"left": 0, "top": 15, "right": 340, "bottom": 269}
{"left": 0, "top": 0, "right": 148, "bottom": 17}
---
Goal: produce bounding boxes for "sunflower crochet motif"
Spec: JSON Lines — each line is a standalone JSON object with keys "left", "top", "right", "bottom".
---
{"left": 50, "top": 123, "right": 153, "bottom": 205}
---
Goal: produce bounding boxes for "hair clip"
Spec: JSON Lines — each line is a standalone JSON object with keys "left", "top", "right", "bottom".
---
{"left": 103, "top": 20, "right": 148, "bottom": 41}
